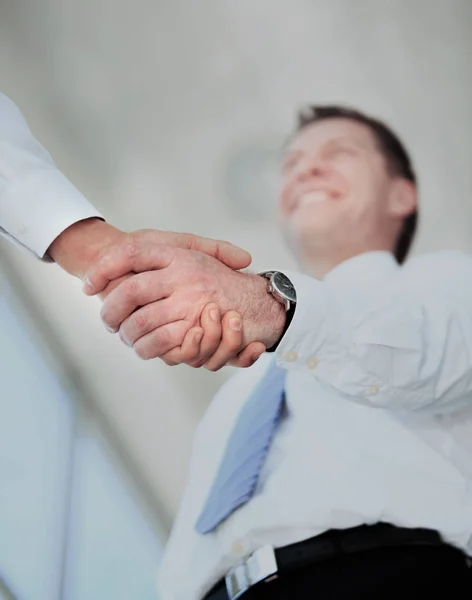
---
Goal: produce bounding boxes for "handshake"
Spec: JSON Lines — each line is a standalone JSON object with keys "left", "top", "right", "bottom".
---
{"left": 49, "top": 219, "right": 287, "bottom": 371}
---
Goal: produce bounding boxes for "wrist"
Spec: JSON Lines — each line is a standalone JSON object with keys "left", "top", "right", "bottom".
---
{"left": 47, "top": 218, "right": 125, "bottom": 279}
{"left": 241, "top": 273, "right": 286, "bottom": 348}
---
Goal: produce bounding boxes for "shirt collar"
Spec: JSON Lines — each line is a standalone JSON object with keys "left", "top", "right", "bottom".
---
{"left": 323, "top": 251, "right": 399, "bottom": 286}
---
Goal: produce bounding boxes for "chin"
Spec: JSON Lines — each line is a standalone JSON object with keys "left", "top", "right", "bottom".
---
{"left": 286, "top": 206, "right": 339, "bottom": 240}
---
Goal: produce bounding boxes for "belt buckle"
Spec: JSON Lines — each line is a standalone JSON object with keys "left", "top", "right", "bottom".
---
{"left": 225, "top": 545, "right": 278, "bottom": 600}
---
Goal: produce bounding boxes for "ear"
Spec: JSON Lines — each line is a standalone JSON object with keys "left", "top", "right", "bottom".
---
{"left": 388, "top": 178, "right": 417, "bottom": 219}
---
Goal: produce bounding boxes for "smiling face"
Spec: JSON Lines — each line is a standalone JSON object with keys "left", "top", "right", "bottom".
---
{"left": 278, "top": 117, "right": 416, "bottom": 274}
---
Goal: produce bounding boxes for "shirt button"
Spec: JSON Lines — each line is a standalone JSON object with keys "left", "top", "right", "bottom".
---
{"left": 284, "top": 350, "right": 298, "bottom": 362}
{"left": 365, "top": 384, "right": 380, "bottom": 396}
{"left": 306, "top": 355, "right": 319, "bottom": 370}
{"left": 231, "top": 540, "right": 245, "bottom": 556}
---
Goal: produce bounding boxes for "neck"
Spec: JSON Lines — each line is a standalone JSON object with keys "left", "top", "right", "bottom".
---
{"left": 299, "top": 252, "right": 353, "bottom": 280}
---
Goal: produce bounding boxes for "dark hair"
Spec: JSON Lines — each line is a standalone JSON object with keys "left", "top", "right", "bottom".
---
{"left": 297, "top": 105, "right": 418, "bottom": 264}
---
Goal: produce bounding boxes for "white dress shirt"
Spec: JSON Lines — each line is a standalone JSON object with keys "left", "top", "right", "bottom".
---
{"left": 157, "top": 251, "right": 472, "bottom": 600}
{"left": 0, "top": 93, "right": 102, "bottom": 258}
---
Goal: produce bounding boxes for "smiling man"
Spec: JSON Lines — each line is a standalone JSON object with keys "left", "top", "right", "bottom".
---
{"left": 87, "top": 106, "right": 472, "bottom": 599}
{"left": 279, "top": 107, "right": 417, "bottom": 277}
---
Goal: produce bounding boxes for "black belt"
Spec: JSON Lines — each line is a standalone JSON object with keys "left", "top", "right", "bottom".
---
{"left": 204, "top": 523, "right": 446, "bottom": 600}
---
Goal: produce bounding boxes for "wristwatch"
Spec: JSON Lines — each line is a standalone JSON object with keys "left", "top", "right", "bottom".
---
{"left": 259, "top": 271, "right": 297, "bottom": 352}
{"left": 259, "top": 271, "right": 297, "bottom": 311}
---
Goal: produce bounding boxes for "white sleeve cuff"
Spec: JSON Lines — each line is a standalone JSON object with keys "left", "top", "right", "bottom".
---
{"left": 0, "top": 167, "right": 103, "bottom": 260}
{"left": 273, "top": 270, "right": 332, "bottom": 366}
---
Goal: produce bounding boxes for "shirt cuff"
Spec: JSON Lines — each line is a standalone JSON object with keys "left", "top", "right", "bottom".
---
{"left": 0, "top": 167, "right": 103, "bottom": 260}
{"left": 274, "top": 270, "right": 331, "bottom": 368}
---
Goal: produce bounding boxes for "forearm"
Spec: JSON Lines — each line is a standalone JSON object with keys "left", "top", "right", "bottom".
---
{"left": 47, "top": 217, "right": 124, "bottom": 279}
{"left": 238, "top": 272, "right": 287, "bottom": 349}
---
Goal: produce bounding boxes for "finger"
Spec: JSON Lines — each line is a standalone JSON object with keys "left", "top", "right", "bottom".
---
{"left": 188, "top": 304, "right": 224, "bottom": 367}
{"left": 181, "top": 234, "right": 252, "bottom": 271}
{"left": 228, "top": 342, "right": 266, "bottom": 368}
{"left": 84, "top": 241, "right": 176, "bottom": 296}
{"left": 204, "top": 311, "right": 244, "bottom": 372}
{"left": 83, "top": 232, "right": 252, "bottom": 296}
{"left": 133, "top": 320, "right": 189, "bottom": 360}
{"left": 160, "top": 327, "right": 204, "bottom": 366}
{"left": 97, "top": 273, "right": 133, "bottom": 302}
{"left": 159, "top": 303, "right": 221, "bottom": 368}
{"left": 100, "top": 271, "right": 170, "bottom": 332}
{"left": 122, "top": 230, "right": 253, "bottom": 272}
{"left": 118, "top": 298, "right": 184, "bottom": 347}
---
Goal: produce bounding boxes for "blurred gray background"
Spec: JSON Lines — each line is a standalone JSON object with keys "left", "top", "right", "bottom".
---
{"left": 0, "top": 1, "right": 471, "bottom": 598}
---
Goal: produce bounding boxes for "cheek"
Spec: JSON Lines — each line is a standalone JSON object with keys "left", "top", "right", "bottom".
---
{"left": 348, "top": 178, "right": 387, "bottom": 226}
{"left": 336, "top": 162, "right": 362, "bottom": 191}
{"left": 341, "top": 163, "right": 373, "bottom": 199}
{"left": 277, "top": 184, "right": 291, "bottom": 217}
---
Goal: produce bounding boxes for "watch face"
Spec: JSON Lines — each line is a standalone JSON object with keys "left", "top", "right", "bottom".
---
{"left": 273, "top": 272, "right": 297, "bottom": 303}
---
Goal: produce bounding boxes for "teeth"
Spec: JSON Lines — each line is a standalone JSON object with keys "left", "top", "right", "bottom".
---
{"left": 296, "top": 191, "right": 329, "bottom": 207}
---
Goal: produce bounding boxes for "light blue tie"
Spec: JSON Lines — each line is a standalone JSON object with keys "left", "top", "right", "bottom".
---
{"left": 195, "top": 360, "right": 287, "bottom": 534}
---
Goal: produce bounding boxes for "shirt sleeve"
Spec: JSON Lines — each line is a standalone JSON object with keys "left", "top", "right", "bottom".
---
{"left": 275, "top": 252, "right": 472, "bottom": 413}
{"left": 0, "top": 93, "right": 103, "bottom": 260}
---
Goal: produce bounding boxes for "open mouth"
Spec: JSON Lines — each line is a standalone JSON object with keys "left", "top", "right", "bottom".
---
{"left": 293, "top": 189, "right": 335, "bottom": 210}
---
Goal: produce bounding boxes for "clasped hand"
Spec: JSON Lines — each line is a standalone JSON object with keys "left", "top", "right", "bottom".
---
{"left": 83, "top": 232, "right": 286, "bottom": 370}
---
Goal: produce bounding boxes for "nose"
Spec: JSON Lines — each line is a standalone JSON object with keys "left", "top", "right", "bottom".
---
{"left": 294, "top": 155, "right": 328, "bottom": 182}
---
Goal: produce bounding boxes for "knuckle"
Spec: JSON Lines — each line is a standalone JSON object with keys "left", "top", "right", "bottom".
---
{"left": 97, "top": 252, "right": 111, "bottom": 268}
{"left": 172, "top": 246, "right": 187, "bottom": 262}
{"left": 119, "top": 328, "right": 131, "bottom": 346}
{"left": 151, "top": 328, "right": 172, "bottom": 351}
{"left": 162, "top": 357, "right": 178, "bottom": 366}
{"left": 187, "top": 234, "right": 198, "bottom": 251}
{"left": 134, "top": 345, "right": 151, "bottom": 360}
{"left": 100, "top": 308, "right": 113, "bottom": 328}
{"left": 100, "top": 306, "right": 109, "bottom": 323}
{"left": 124, "top": 238, "right": 142, "bottom": 258}
{"left": 214, "top": 240, "right": 223, "bottom": 261}
{"left": 123, "top": 278, "right": 140, "bottom": 299}
{"left": 189, "top": 358, "right": 205, "bottom": 369}
{"left": 133, "top": 311, "right": 149, "bottom": 332}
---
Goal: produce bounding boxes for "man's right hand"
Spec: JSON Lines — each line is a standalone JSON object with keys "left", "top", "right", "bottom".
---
{"left": 47, "top": 218, "right": 253, "bottom": 300}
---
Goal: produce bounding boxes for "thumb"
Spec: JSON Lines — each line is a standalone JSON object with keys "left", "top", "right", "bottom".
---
{"left": 179, "top": 233, "right": 252, "bottom": 270}
{"left": 118, "top": 230, "right": 252, "bottom": 270}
